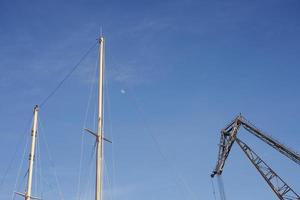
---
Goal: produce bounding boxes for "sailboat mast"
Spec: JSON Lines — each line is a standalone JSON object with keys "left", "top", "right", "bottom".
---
{"left": 26, "top": 105, "right": 39, "bottom": 200}
{"left": 96, "top": 36, "right": 105, "bottom": 200}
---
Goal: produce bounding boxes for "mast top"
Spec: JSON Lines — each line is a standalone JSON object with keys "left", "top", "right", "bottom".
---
{"left": 98, "top": 36, "right": 104, "bottom": 44}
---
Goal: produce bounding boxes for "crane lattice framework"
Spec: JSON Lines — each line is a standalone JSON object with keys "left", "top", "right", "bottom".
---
{"left": 211, "top": 114, "right": 300, "bottom": 200}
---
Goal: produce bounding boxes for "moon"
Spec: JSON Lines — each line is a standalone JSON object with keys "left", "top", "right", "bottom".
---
{"left": 120, "top": 89, "right": 126, "bottom": 94}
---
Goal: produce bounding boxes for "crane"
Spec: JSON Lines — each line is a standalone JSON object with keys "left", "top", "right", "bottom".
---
{"left": 211, "top": 114, "right": 300, "bottom": 200}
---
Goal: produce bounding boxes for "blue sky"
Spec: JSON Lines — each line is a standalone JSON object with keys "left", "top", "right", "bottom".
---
{"left": 0, "top": 0, "right": 300, "bottom": 199}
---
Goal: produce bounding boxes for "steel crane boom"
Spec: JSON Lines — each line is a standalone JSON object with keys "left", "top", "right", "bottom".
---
{"left": 211, "top": 115, "right": 300, "bottom": 200}
{"left": 212, "top": 115, "right": 300, "bottom": 177}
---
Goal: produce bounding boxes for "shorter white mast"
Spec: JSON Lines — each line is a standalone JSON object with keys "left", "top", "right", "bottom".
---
{"left": 26, "top": 105, "right": 39, "bottom": 200}
{"left": 15, "top": 105, "right": 40, "bottom": 200}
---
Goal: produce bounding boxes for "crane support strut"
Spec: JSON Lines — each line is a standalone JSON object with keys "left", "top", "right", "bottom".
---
{"left": 236, "top": 138, "right": 300, "bottom": 200}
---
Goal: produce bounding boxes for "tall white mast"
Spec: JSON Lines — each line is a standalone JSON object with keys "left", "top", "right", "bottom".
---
{"left": 84, "top": 36, "right": 108, "bottom": 200}
{"left": 96, "top": 36, "right": 105, "bottom": 200}
{"left": 16, "top": 105, "right": 39, "bottom": 200}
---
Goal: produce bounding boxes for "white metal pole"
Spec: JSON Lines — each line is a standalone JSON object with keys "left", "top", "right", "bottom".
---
{"left": 96, "top": 36, "right": 104, "bottom": 200}
{"left": 25, "top": 105, "right": 39, "bottom": 200}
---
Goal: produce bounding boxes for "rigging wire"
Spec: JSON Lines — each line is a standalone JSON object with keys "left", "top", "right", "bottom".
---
{"left": 103, "top": 158, "right": 113, "bottom": 200}
{"left": 31, "top": 124, "right": 41, "bottom": 197}
{"left": 39, "top": 42, "right": 97, "bottom": 108}
{"left": 4, "top": 41, "right": 97, "bottom": 199}
{"left": 76, "top": 46, "right": 99, "bottom": 200}
{"left": 34, "top": 135, "right": 38, "bottom": 196}
{"left": 125, "top": 87, "right": 199, "bottom": 200}
{"left": 8, "top": 40, "right": 98, "bottom": 199}
{"left": 11, "top": 124, "right": 31, "bottom": 200}
{"left": 39, "top": 119, "right": 65, "bottom": 200}
{"left": 105, "top": 71, "right": 116, "bottom": 200}
{"left": 82, "top": 141, "right": 97, "bottom": 200}
{"left": 37, "top": 128, "right": 44, "bottom": 199}
{"left": 0, "top": 116, "right": 32, "bottom": 192}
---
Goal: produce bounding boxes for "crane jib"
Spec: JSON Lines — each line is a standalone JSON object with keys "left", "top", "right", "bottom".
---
{"left": 211, "top": 115, "right": 300, "bottom": 200}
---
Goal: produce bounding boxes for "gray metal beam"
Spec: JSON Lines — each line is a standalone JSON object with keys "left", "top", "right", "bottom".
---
{"left": 236, "top": 138, "right": 300, "bottom": 200}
